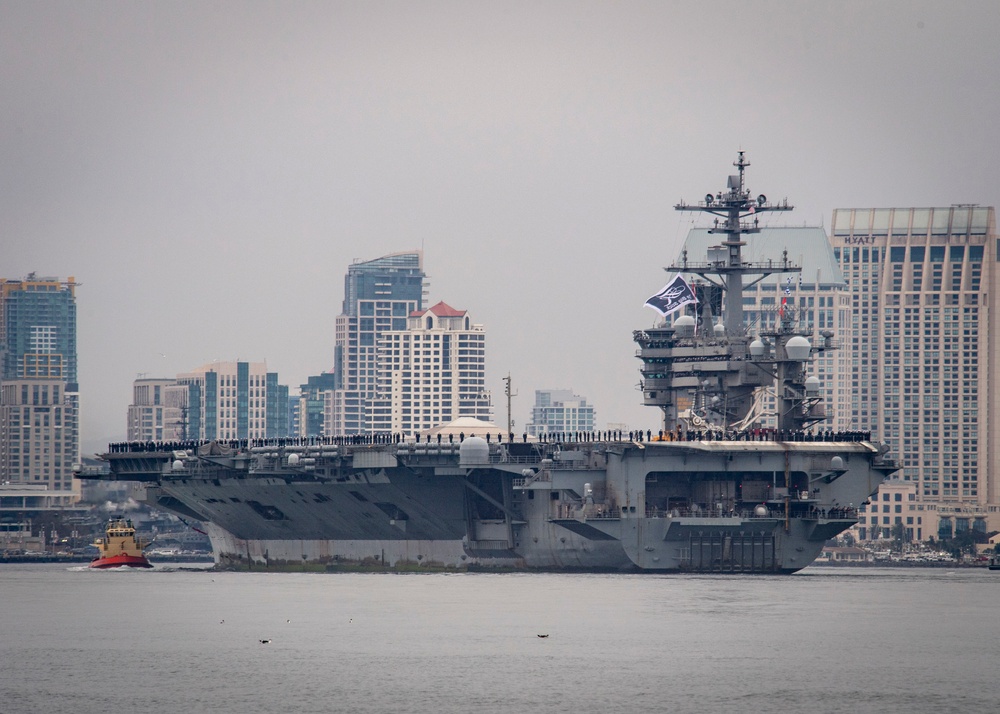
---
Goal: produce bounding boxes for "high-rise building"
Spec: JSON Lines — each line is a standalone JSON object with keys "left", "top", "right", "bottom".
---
{"left": 373, "top": 301, "right": 492, "bottom": 435}
{"left": 0, "top": 274, "right": 78, "bottom": 383}
{"left": 525, "top": 389, "right": 596, "bottom": 436}
{"left": 173, "top": 361, "right": 289, "bottom": 441}
{"left": 296, "top": 373, "right": 336, "bottom": 438}
{"left": 830, "top": 206, "right": 999, "bottom": 540}
{"left": 327, "top": 252, "right": 426, "bottom": 435}
{"left": 126, "top": 378, "right": 190, "bottom": 442}
{"left": 0, "top": 275, "right": 80, "bottom": 506}
{"left": 672, "top": 227, "right": 852, "bottom": 430}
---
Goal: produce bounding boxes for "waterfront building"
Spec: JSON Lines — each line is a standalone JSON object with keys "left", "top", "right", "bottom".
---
{"left": 287, "top": 394, "right": 300, "bottom": 439}
{"left": 296, "top": 372, "right": 336, "bottom": 438}
{"left": 373, "top": 301, "right": 492, "bottom": 435}
{"left": 174, "top": 361, "right": 289, "bottom": 441}
{"left": 525, "top": 389, "right": 596, "bottom": 437}
{"left": 672, "top": 227, "right": 852, "bottom": 430}
{"left": 815, "top": 546, "right": 872, "bottom": 564}
{"left": 855, "top": 479, "right": 921, "bottom": 542}
{"left": 830, "top": 206, "right": 999, "bottom": 538}
{"left": 126, "top": 378, "right": 190, "bottom": 442}
{"left": 0, "top": 275, "right": 80, "bottom": 508}
{"left": 326, "top": 252, "right": 426, "bottom": 435}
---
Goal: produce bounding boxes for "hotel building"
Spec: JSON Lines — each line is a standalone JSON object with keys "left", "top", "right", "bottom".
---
{"left": 830, "top": 206, "right": 999, "bottom": 540}
{"left": 373, "top": 301, "right": 492, "bottom": 435}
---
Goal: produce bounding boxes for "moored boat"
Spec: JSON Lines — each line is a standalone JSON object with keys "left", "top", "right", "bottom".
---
{"left": 90, "top": 517, "right": 153, "bottom": 569}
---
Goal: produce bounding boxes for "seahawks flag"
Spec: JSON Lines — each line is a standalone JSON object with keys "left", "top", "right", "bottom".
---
{"left": 644, "top": 273, "right": 697, "bottom": 317}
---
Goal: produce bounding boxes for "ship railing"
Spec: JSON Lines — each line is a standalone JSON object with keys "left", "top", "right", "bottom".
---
{"left": 497, "top": 455, "right": 597, "bottom": 470}
{"left": 644, "top": 507, "right": 749, "bottom": 519}
{"left": 489, "top": 454, "right": 540, "bottom": 465}
{"left": 642, "top": 506, "right": 857, "bottom": 520}
{"left": 512, "top": 472, "right": 552, "bottom": 489}
{"left": 467, "top": 539, "right": 511, "bottom": 551}
{"left": 582, "top": 511, "right": 620, "bottom": 520}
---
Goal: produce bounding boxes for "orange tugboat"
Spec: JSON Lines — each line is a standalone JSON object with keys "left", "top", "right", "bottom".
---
{"left": 90, "top": 517, "right": 153, "bottom": 569}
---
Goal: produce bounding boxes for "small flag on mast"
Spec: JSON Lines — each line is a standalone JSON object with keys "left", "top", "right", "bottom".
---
{"left": 644, "top": 274, "right": 698, "bottom": 317}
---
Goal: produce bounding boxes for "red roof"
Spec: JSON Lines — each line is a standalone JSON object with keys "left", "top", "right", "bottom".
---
{"left": 410, "top": 301, "right": 467, "bottom": 318}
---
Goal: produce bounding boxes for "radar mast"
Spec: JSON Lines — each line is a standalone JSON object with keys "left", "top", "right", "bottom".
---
{"left": 636, "top": 152, "right": 832, "bottom": 434}
{"left": 673, "top": 151, "right": 793, "bottom": 336}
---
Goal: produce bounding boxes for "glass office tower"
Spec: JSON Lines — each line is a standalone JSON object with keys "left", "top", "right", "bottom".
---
{"left": 327, "top": 252, "right": 426, "bottom": 435}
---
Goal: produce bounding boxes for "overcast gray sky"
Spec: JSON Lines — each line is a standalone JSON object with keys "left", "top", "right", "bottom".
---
{"left": 3, "top": 1, "right": 998, "bottom": 454}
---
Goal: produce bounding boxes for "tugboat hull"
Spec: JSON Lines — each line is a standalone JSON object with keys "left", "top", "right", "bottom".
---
{"left": 90, "top": 553, "right": 153, "bottom": 569}
{"left": 90, "top": 517, "right": 153, "bottom": 568}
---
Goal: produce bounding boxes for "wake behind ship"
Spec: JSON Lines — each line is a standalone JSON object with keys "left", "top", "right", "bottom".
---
{"left": 87, "top": 154, "right": 897, "bottom": 573}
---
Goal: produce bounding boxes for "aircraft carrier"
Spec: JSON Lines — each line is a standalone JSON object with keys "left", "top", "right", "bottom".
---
{"left": 87, "top": 153, "right": 897, "bottom": 572}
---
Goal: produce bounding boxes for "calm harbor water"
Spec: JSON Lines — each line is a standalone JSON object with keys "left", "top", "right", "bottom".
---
{"left": 2, "top": 564, "right": 998, "bottom": 714}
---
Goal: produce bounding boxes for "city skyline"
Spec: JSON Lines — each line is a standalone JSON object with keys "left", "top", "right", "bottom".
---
{"left": 3, "top": 2, "right": 999, "bottom": 454}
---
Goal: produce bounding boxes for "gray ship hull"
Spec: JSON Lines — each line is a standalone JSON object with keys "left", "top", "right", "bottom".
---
{"left": 99, "top": 436, "right": 894, "bottom": 573}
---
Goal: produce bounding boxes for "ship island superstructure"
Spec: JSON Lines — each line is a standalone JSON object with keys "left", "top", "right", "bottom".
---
{"left": 86, "top": 154, "right": 897, "bottom": 573}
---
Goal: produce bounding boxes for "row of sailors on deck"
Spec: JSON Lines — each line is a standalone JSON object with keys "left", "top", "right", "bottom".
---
{"left": 107, "top": 434, "right": 529, "bottom": 452}
{"left": 681, "top": 429, "right": 872, "bottom": 443}
{"left": 107, "top": 428, "right": 873, "bottom": 454}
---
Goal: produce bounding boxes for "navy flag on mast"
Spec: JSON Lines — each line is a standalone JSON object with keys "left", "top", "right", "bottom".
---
{"left": 644, "top": 274, "right": 697, "bottom": 317}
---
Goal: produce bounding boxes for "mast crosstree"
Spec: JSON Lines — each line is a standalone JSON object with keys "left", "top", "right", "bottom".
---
{"left": 673, "top": 150, "right": 794, "bottom": 336}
